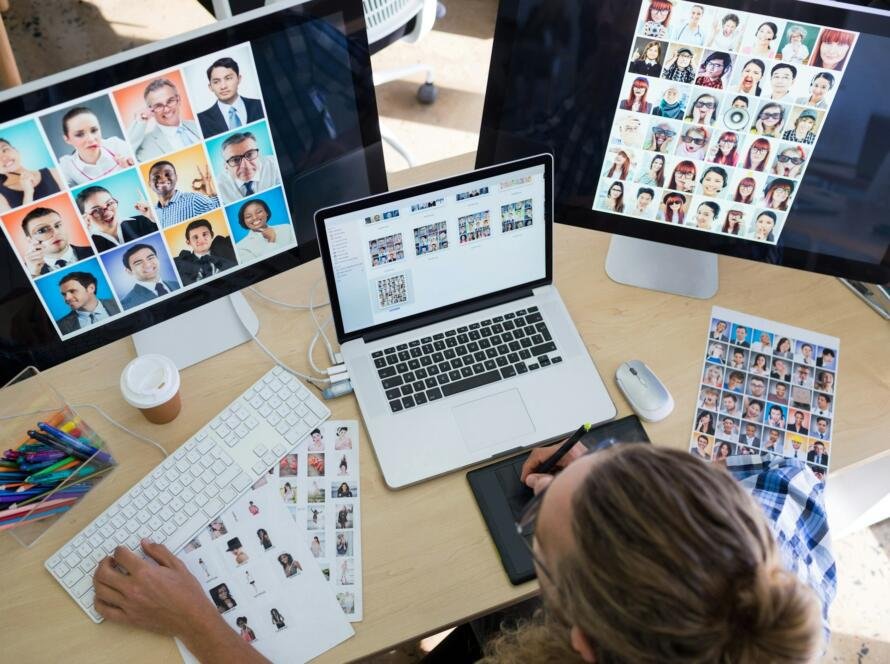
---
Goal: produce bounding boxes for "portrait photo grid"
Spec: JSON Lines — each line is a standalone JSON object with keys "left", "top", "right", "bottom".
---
{"left": 174, "top": 476, "right": 353, "bottom": 663}
{"left": 594, "top": 0, "right": 858, "bottom": 244}
{"left": 690, "top": 306, "right": 839, "bottom": 482}
{"left": 271, "top": 420, "right": 363, "bottom": 621}
{"left": 0, "top": 41, "right": 296, "bottom": 341}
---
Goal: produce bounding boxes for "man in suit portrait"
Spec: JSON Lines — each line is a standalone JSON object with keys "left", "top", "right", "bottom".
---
{"left": 740, "top": 422, "right": 760, "bottom": 448}
{"left": 56, "top": 271, "right": 120, "bottom": 333}
{"left": 173, "top": 218, "right": 237, "bottom": 286}
{"left": 807, "top": 441, "right": 829, "bottom": 467}
{"left": 216, "top": 131, "right": 281, "bottom": 204}
{"left": 812, "top": 417, "right": 831, "bottom": 441}
{"left": 75, "top": 186, "right": 158, "bottom": 253}
{"left": 127, "top": 78, "right": 201, "bottom": 161}
{"left": 197, "top": 57, "right": 265, "bottom": 138}
{"left": 22, "top": 207, "right": 94, "bottom": 277}
{"left": 733, "top": 324, "right": 750, "bottom": 348}
{"left": 119, "top": 243, "right": 180, "bottom": 309}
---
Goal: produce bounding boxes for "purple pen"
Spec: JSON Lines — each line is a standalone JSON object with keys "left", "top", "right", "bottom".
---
{"left": 37, "top": 423, "right": 114, "bottom": 466}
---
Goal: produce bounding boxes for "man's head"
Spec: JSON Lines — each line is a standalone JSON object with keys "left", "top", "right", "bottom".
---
{"left": 148, "top": 160, "right": 178, "bottom": 198}
{"left": 816, "top": 419, "right": 828, "bottom": 434}
{"left": 816, "top": 393, "right": 831, "bottom": 410}
{"left": 206, "top": 57, "right": 242, "bottom": 104}
{"left": 123, "top": 243, "right": 160, "bottom": 282}
{"left": 722, "top": 394, "right": 737, "bottom": 411}
{"left": 715, "top": 321, "right": 726, "bottom": 334}
{"left": 185, "top": 219, "right": 214, "bottom": 255}
{"left": 769, "top": 405, "right": 783, "bottom": 420}
{"left": 728, "top": 371, "right": 744, "bottom": 388}
{"left": 76, "top": 186, "right": 119, "bottom": 234}
{"left": 734, "top": 326, "right": 747, "bottom": 343}
{"left": 775, "top": 382, "right": 787, "bottom": 397}
{"left": 22, "top": 208, "right": 70, "bottom": 255}
{"left": 59, "top": 271, "right": 98, "bottom": 311}
{"left": 527, "top": 445, "right": 821, "bottom": 662}
{"left": 813, "top": 441, "right": 825, "bottom": 454}
{"left": 721, "top": 417, "right": 734, "bottom": 433}
{"left": 745, "top": 423, "right": 756, "bottom": 437}
{"left": 821, "top": 348, "right": 835, "bottom": 363}
{"left": 748, "top": 377, "right": 765, "bottom": 397}
{"left": 768, "top": 428, "right": 780, "bottom": 443}
{"left": 696, "top": 435, "right": 709, "bottom": 453}
{"left": 222, "top": 131, "right": 261, "bottom": 184}
{"left": 732, "top": 350, "right": 744, "bottom": 365}
{"left": 791, "top": 437, "right": 802, "bottom": 450}
{"left": 143, "top": 78, "right": 182, "bottom": 127}
{"left": 636, "top": 187, "right": 654, "bottom": 208}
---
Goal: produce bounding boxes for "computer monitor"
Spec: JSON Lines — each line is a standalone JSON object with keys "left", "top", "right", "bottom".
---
{"left": 476, "top": 0, "right": 890, "bottom": 296}
{"left": 0, "top": 0, "right": 386, "bottom": 385}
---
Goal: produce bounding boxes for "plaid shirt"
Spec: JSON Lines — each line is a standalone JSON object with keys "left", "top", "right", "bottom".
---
{"left": 155, "top": 190, "right": 220, "bottom": 229}
{"left": 727, "top": 454, "right": 836, "bottom": 640}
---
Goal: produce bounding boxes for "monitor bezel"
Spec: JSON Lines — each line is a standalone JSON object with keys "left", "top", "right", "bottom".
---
{"left": 0, "top": 0, "right": 387, "bottom": 376}
{"left": 476, "top": 0, "right": 890, "bottom": 286}
{"left": 315, "top": 153, "right": 554, "bottom": 344}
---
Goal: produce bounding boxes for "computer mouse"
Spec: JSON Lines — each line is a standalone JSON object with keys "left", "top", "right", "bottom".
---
{"left": 615, "top": 360, "right": 674, "bottom": 422}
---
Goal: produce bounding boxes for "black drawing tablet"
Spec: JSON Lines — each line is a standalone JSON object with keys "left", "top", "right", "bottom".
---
{"left": 467, "top": 414, "right": 650, "bottom": 584}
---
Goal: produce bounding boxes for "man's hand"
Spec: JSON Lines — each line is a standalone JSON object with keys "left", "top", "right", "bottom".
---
{"left": 520, "top": 440, "right": 587, "bottom": 494}
{"left": 192, "top": 164, "right": 216, "bottom": 198}
{"left": 93, "top": 539, "right": 218, "bottom": 637}
{"left": 24, "top": 237, "right": 47, "bottom": 276}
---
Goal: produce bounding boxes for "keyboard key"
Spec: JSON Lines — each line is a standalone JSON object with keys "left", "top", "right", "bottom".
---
{"left": 420, "top": 356, "right": 433, "bottom": 367}
{"left": 445, "top": 330, "right": 457, "bottom": 336}
{"left": 461, "top": 367, "right": 474, "bottom": 378}
{"left": 403, "top": 371, "right": 416, "bottom": 383}
{"left": 427, "top": 388, "right": 443, "bottom": 401}
{"left": 539, "top": 356, "right": 551, "bottom": 367}
{"left": 409, "top": 340, "right": 420, "bottom": 347}
{"left": 437, "top": 373, "right": 451, "bottom": 385}
{"left": 441, "top": 370, "right": 502, "bottom": 396}
{"left": 452, "top": 357, "right": 463, "bottom": 369}
{"left": 390, "top": 400, "right": 403, "bottom": 412}
{"left": 382, "top": 376, "right": 404, "bottom": 389}
{"left": 501, "top": 366, "right": 516, "bottom": 378}
{"left": 457, "top": 334, "right": 469, "bottom": 344}
{"left": 421, "top": 336, "right": 432, "bottom": 343}
{"left": 472, "top": 363, "right": 486, "bottom": 375}
{"left": 427, "top": 365, "right": 439, "bottom": 376}
{"left": 410, "top": 347, "right": 422, "bottom": 358}
{"left": 496, "top": 356, "right": 508, "bottom": 367}
{"left": 386, "top": 388, "right": 401, "bottom": 400}
{"left": 484, "top": 359, "right": 497, "bottom": 371}
{"left": 449, "top": 370, "right": 462, "bottom": 381}
{"left": 505, "top": 312, "right": 516, "bottom": 319}
{"left": 402, "top": 396, "right": 416, "bottom": 408}
{"left": 454, "top": 346, "right": 468, "bottom": 356}
{"left": 401, "top": 384, "right": 414, "bottom": 396}
{"left": 528, "top": 363, "right": 540, "bottom": 371}
{"left": 528, "top": 305, "right": 539, "bottom": 312}
{"left": 457, "top": 326, "right": 468, "bottom": 333}
{"left": 374, "top": 358, "right": 387, "bottom": 369}
{"left": 397, "top": 343, "right": 408, "bottom": 350}
{"left": 408, "top": 359, "right": 421, "bottom": 370}
{"left": 387, "top": 355, "right": 400, "bottom": 366}
{"left": 378, "top": 366, "right": 396, "bottom": 379}
{"left": 531, "top": 342, "right": 557, "bottom": 357}
{"left": 414, "top": 392, "right": 428, "bottom": 405}
{"left": 433, "top": 333, "right": 444, "bottom": 340}
{"left": 474, "top": 351, "right": 486, "bottom": 362}
{"left": 492, "top": 324, "right": 504, "bottom": 334}
{"left": 493, "top": 316, "right": 504, "bottom": 323}
{"left": 372, "top": 350, "right": 384, "bottom": 358}
{"left": 480, "top": 327, "right": 492, "bottom": 337}
{"left": 398, "top": 351, "right": 411, "bottom": 361}
{"left": 425, "top": 377, "right": 437, "bottom": 388}
{"left": 421, "top": 344, "right": 434, "bottom": 355}
{"left": 412, "top": 381, "right": 425, "bottom": 392}
{"left": 552, "top": 356, "right": 563, "bottom": 364}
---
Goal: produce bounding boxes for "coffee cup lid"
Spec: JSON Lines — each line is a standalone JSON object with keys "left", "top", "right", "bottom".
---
{"left": 120, "top": 354, "right": 181, "bottom": 409}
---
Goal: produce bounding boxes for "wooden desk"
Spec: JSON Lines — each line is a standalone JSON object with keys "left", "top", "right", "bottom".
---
{"left": 2, "top": 153, "right": 888, "bottom": 662}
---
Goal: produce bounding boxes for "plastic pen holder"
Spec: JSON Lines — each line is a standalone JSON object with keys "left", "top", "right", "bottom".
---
{"left": 0, "top": 367, "right": 116, "bottom": 548}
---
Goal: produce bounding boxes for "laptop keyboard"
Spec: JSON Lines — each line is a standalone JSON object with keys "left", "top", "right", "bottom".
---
{"left": 370, "top": 306, "right": 562, "bottom": 413}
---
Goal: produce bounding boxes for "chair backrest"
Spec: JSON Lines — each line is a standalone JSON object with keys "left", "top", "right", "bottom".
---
{"left": 363, "top": 0, "right": 424, "bottom": 45}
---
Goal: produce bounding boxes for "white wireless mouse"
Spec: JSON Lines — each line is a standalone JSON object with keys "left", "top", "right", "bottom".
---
{"left": 615, "top": 360, "right": 674, "bottom": 422}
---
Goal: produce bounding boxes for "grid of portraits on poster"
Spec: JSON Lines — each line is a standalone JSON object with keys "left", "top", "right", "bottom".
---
{"left": 691, "top": 307, "right": 839, "bottom": 483}
{"left": 0, "top": 42, "right": 295, "bottom": 340}
{"left": 175, "top": 478, "right": 353, "bottom": 662}
{"left": 270, "top": 421, "right": 363, "bottom": 621}
{"left": 593, "top": 0, "right": 858, "bottom": 244}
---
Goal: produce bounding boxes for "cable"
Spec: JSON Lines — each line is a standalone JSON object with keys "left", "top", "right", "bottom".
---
{"left": 309, "top": 278, "right": 338, "bottom": 364}
{"left": 1, "top": 405, "right": 167, "bottom": 458}
{"left": 247, "top": 285, "right": 329, "bottom": 310}
{"left": 307, "top": 315, "right": 336, "bottom": 376}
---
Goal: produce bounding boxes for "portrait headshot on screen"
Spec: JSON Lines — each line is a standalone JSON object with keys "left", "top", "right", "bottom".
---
{"left": 19, "top": 206, "right": 94, "bottom": 277}
{"left": 75, "top": 185, "right": 158, "bottom": 253}
{"left": 118, "top": 243, "right": 180, "bottom": 309}
{"left": 816, "top": 348, "right": 836, "bottom": 369}
{"left": 173, "top": 218, "right": 236, "bottom": 285}
{"left": 55, "top": 270, "right": 120, "bottom": 333}
{"left": 232, "top": 197, "right": 294, "bottom": 262}
{"left": 53, "top": 105, "right": 135, "bottom": 186}
{"left": 811, "top": 417, "right": 831, "bottom": 442}
{"left": 670, "top": 3, "right": 707, "bottom": 45}
{"left": 147, "top": 159, "right": 219, "bottom": 228}
{"left": 762, "top": 427, "right": 783, "bottom": 454}
{"left": 215, "top": 130, "right": 281, "bottom": 204}
{"left": 0, "top": 133, "right": 63, "bottom": 213}
{"left": 807, "top": 441, "right": 829, "bottom": 467}
{"left": 127, "top": 77, "right": 201, "bottom": 161}
{"left": 197, "top": 57, "right": 265, "bottom": 138}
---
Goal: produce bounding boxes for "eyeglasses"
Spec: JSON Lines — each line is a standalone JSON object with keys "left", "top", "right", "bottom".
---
{"left": 776, "top": 155, "right": 804, "bottom": 164}
{"left": 148, "top": 95, "right": 180, "bottom": 114}
{"left": 515, "top": 487, "right": 558, "bottom": 585}
{"left": 652, "top": 127, "right": 676, "bottom": 137}
{"left": 86, "top": 198, "right": 118, "bottom": 219}
{"left": 705, "top": 61, "right": 725, "bottom": 70}
{"left": 681, "top": 135, "right": 706, "bottom": 146}
{"left": 694, "top": 101, "right": 716, "bottom": 109}
{"left": 760, "top": 111, "right": 782, "bottom": 120}
{"left": 719, "top": 138, "right": 737, "bottom": 144}
{"left": 750, "top": 147, "right": 768, "bottom": 155}
{"left": 30, "top": 220, "right": 65, "bottom": 237}
{"left": 225, "top": 148, "right": 260, "bottom": 168}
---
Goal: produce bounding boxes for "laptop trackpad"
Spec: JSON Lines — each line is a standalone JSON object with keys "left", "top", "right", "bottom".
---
{"left": 452, "top": 389, "right": 534, "bottom": 452}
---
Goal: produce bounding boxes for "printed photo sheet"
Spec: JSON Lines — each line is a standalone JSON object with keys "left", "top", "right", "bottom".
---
{"left": 174, "top": 478, "right": 353, "bottom": 663}
{"left": 272, "top": 420, "right": 363, "bottom": 621}
{"left": 690, "top": 306, "right": 838, "bottom": 481}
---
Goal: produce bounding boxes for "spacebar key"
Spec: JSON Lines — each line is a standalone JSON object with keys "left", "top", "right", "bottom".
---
{"left": 440, "top": 370, "right": 501, "bottom": 397}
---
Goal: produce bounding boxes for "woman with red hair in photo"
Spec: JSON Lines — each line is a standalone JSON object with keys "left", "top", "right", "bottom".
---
{"left": 668, "top": 159, "right": 697, "bottom": 193}
{"left": 619, "top": 77, "right": 652, "bottom": 113}
{"left": 762, "top": 178, "right": 795, "bottom": 212}
{"left": 743, "top": 137, "right": 771, "bottom": 171}
{"left": 641, "top": 0, "right": 673, "bottom": 39}
{"left": 810, "top": 28, "right": 855, "bottom": 70}
{"left": 733, "top": 176, "right": 757, "bottom": 203}
{"left": 710, "top": 131, "right": 740, "bottom": 166}
{"left": 657, "top": 192, "right": 687, "bottom": 223}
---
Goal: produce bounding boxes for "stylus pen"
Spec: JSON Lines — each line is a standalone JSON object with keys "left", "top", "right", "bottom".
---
{"left": 534, "top": 423, "right": 593, "bottom": 475}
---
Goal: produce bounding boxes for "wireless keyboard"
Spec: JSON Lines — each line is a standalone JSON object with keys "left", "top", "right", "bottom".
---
{"left": 372, "top": 305, "right": 562, "bottom": 412}
{"left": 45, "top": 366, "right": 330, "bottom": 623}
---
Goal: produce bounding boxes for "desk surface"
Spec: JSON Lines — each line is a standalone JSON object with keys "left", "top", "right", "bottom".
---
{"left": 2, "top": 153, "right": 888, "bottom": 663}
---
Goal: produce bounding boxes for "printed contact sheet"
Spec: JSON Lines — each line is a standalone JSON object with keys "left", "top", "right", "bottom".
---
{"left": 689, "top": 306, "right": 839, "bottom": 480}
{"left": 595, "top": 0, "right": 858, "bottom": 244}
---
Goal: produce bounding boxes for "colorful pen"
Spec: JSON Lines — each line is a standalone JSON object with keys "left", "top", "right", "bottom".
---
{"left": 38, "top": 422, "right": 114, "bottom": 466}
{"left": 29, "top": 465, "right": 97, "bottom": 485}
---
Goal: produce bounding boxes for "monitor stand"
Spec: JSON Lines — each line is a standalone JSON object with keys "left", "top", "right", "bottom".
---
{"left": 132, "top": 292, "right": 260, "bottom": 370}
{"left": 605, "top": 235, "right": 718, "bottom": 299}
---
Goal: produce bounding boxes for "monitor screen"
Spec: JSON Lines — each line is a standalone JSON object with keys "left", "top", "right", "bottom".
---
{"left": 0, "top": 0, "right": 386, "bottom": 384}
{"left": 322, "top": 162, "right": 547, "bottom": 336}
{"left": 476, "top": 0, "right": 890, "bottom": 285}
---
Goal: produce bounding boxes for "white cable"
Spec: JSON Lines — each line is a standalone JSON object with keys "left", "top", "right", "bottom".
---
{"left": 309, "top": 279, "right": 337, "bottom": 364}
{"left": 1, "top": 405, "right": 167, "bottom": 458}
{"left": 307, "top": 315, "right": 336, "bottom": 376}
{"left": 246, "top": 328, "right": 331, "bottom": 389}
{"left": 247, "top": 285, "right": 329, "bottom": 310}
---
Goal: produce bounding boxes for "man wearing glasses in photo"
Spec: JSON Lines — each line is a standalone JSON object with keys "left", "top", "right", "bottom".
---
{"left": 215, "top": 131, "right": 282, "bottom": 204}
{"left": 127, "top": 78, "right": 201, "bottom": 161}
{"left": 75, "top": 185, "right": 159, "bottom": 253}
{"left": 21, "top": 206, "right": 94, "bottom": 276}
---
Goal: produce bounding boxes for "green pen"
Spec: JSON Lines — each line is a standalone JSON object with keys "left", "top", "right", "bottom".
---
{"left": 29, "top": 465, "right": 96, "bottom": 485}
{"left": 28, "top": 456, "right": 77, "bottom": 480}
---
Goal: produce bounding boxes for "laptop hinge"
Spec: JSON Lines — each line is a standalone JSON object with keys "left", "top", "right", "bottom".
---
{"left": 362, "top": 288, "right": 535, "bottom": 343}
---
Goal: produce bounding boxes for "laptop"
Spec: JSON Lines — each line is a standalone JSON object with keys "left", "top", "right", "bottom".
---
{"left": 315, "top": 154, "right": 616, "bottom": 488}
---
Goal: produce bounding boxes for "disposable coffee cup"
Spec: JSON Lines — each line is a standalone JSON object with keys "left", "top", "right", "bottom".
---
{"left": 120, "top": 354, "right": 182, "bottom": 424}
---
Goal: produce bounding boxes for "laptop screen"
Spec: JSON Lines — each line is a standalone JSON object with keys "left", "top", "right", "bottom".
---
{"left": 323, "top": 162, "right": 548, "bottom": 336}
